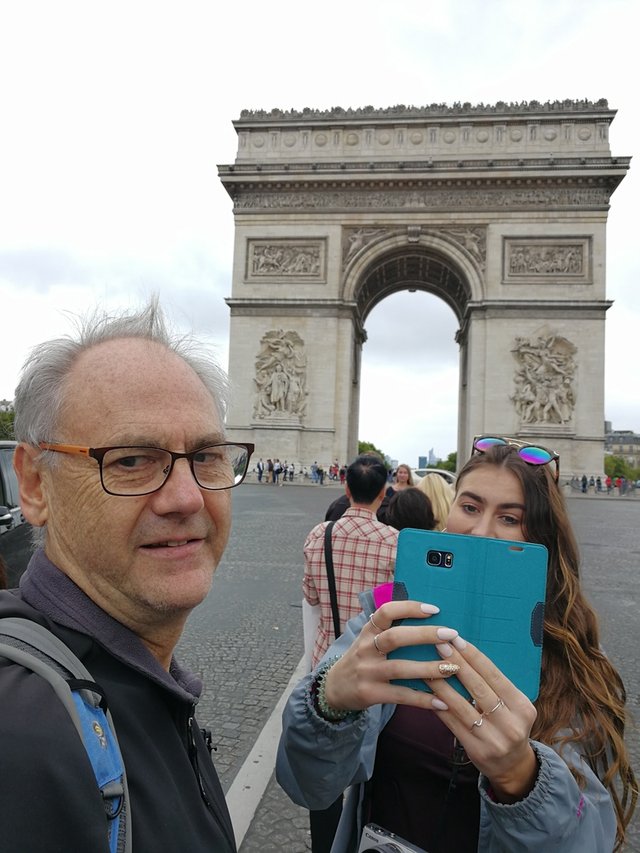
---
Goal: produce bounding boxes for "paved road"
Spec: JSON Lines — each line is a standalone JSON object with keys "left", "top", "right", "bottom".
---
{"left": 176, "top": 484, "right": 640, "bottom": 852}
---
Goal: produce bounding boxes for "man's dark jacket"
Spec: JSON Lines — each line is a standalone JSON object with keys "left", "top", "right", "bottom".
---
{"left": 0, "top": 551, "right": 236, "bottom": 853}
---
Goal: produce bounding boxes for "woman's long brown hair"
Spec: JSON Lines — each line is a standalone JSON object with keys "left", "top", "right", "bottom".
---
{"left": 456, "top": 446, "right": 637, "bottom": 849}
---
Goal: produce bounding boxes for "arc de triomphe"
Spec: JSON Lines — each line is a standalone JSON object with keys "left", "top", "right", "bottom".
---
{"left": 218, "top": 100, "right": 629, "bottom": 475}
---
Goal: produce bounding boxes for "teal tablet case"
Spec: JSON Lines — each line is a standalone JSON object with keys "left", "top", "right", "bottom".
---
{"left": 389, "top": 529, "right": 548, "bottom": 700}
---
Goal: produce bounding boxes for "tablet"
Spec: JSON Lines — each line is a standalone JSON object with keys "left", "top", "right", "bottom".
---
{"left": 388, "top": 529, "right": 548, "bottom": 700}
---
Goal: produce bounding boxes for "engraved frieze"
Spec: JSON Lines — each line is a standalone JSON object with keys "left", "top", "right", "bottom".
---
{"left": 504, "top": 238, "right": 590, "bottom": 282}
{"left": 234, "top": 185, "right": 611, "bottom": 212}
{"left": 247, "top": 239, "right": 325, "bottom": 281}
{"left": 511, "top": 334, "right": 577, "bottom": 426}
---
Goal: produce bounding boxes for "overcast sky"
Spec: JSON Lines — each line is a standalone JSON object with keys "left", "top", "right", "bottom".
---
{"left": 0, "top": 0, "right": 637, "bottom": 465}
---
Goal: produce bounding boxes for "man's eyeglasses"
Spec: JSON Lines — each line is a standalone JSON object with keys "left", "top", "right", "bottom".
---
{"left": 472, "top": 435, "right": 560, "bottom": 482}
{"left": 39, "top": 442, "right": 255, "bottom": 496}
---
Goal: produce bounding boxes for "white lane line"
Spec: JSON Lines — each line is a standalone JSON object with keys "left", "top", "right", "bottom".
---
{"left": 226, "top": 655, "right": 307, "bottom": 847}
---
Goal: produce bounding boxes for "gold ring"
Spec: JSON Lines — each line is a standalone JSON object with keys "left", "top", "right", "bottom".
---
{"left": 484, "top": 698, "right": 505, "bottom": 716}
{"left": 373, "top": 633, "right": 386, "bottom": 656}
{"left": 471, "top": 715, "right": 484, "bottom": 730}
{"left": 369, "top": 613, "right": 384, "bottom": 632}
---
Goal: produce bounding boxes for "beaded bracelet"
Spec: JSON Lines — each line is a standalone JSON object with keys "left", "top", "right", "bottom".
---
{"left": 313, "top": 656, "right": 351, "bottom": 722}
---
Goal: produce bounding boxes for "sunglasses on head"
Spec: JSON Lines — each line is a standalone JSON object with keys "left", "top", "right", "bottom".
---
{"left": 472, "top": 435, "right": 560, "bottom": 482}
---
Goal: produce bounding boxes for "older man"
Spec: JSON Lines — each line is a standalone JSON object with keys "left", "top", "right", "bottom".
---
{"left": 0, "top": 301, "right": 253, "bottom": 852}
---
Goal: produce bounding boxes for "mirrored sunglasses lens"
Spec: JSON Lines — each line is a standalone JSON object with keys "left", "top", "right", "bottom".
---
{"left": 518, "top": 446, "right": 553, "bottom": 465}
{"left": 474, "top": 436, "right": 507, "bottom": 452}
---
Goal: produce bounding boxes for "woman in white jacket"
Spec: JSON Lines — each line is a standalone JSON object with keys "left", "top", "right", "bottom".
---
{"left": 277, "top": 437, "right": 637, "bottom": 852}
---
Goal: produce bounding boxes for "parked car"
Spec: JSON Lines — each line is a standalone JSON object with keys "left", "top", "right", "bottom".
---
{"left": 412, "top": 467, "right": 457, "bottom": 486}
{"left": 0, "top": 440, "right": 32, "bottom": 585}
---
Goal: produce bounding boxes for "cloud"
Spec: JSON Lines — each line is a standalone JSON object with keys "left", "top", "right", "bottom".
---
{"left": 0, "top": 0, "right": 638, "bottom": 464}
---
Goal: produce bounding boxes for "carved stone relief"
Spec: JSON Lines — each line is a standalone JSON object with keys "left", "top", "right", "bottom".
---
{"left": 235, "top": 185, "right": 610, "bottom": 212}
{"left": 342, "top": 227, "right": 389, "bottom": 265}
{"left": 247, "top": 240, "right": 325, "bottom": 280}
{"left": 341, "top": 225, "right": 486, "bottom": 272}
{"left": 511, "top": 334, "right": 577, "bottom": 425}
{"left": 504, "top": 238, "right": 590, "bottom": 282}
{"left": 434, "top": 227, "right": 486, "bottom": 271}
{"left": 253, "top": 329, "right": 308, "bottom": 421}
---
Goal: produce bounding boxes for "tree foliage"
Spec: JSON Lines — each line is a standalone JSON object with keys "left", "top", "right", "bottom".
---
{"left": 358, "top": 440, "right": 389, "bottom": 465}
{"left": 435, "top": 452, "right": 457, "bottom": 472}
{"left": 604, "top": 455, "right": 638, "bottom": 481}
{"left": 0, "top": 409, "right": 15, "bottom": 440}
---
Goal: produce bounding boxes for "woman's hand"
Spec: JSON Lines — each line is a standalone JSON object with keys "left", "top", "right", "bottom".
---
{"left": 324, "top": 602, "right": 539, "bottom": 802}
{"left": 426, "top": 638, "right": 539, "bottom": 802}
{"left": 323, "top": 600, "right": 464, "bottom": 714}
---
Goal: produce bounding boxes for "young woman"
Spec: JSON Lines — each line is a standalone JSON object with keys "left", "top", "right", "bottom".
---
{"left": 392, "top": 463, "right": 414, "bottom": 491}
{"left": 277, "top": 437, "right": 637, "bottom": 852}
{"left": 415, "top": 472, "right": 455, "bottom": 531}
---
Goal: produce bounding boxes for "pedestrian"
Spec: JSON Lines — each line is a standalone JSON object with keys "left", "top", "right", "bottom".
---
{"left": 302, "top": 453, "right": 399, "bottom": 853}
{"left": 415, "top": 472, "right": 455, "bottom": 531}
{"left": 257, "top": 457, "right": 264, "bottom": 483}
{"left": 0, "top": 299, "right": 254, "bottom": 851}
{"left": 385, "top": 487, "right": 437, "bottom": 532}
{"left": 277, "top": 436, "right": 637, "bottom": 853}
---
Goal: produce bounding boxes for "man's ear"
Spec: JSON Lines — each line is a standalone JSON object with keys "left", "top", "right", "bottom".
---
{"left": 13, "top": 444, "right": 49, "bottom": 527}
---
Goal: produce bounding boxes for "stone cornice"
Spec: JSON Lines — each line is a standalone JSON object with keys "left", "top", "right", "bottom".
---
{"left": 221, "top": 175, "right": 623, "bottom": 213}
{"left": 463, "top": 299, "right": 613, "bottom": 318}
{"left": 220, "top": 156, "right": 629, "bottom": 177}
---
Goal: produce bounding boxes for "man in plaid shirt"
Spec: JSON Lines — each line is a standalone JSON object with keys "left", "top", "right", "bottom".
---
{"left": 303, "top": 454, "right": 398, "bottom": 670}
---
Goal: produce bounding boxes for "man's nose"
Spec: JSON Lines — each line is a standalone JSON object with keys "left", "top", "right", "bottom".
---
{"left": 151, "top": 458, "right": 205, "bottom": 514}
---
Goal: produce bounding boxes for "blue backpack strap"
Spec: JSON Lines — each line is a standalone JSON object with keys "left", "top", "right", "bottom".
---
{"left": 0, "top": 617, "right": 131, "bottom": 853}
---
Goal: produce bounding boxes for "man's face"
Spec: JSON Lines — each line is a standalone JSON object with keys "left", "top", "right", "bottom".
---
{"left": 35, "top": 338, "right": 232, "bottom": 634}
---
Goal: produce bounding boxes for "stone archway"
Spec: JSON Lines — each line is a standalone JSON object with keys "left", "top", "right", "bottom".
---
{"left": 218, "top": 101, "right": 629, "bottom": 476}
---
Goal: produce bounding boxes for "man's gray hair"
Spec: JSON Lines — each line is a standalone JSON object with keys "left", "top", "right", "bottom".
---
{"left": 13, "top": 297, "right": 230, "bottom": 445}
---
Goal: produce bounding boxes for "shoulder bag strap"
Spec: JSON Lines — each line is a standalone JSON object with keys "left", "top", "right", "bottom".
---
{"left": 323, "top": 521, "right": 341, "bottom": 639}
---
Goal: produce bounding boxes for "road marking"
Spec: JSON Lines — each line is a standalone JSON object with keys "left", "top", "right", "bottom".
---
{"left": 226, "top": 654, "right": 307, "bottom": 847}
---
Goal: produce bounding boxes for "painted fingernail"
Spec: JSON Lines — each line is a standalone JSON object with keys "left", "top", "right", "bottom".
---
{"left": 436, "top": 627, "right": 458, "bottom": 641}
{"left": 438, "top": 663, "right": 460, "bottom": 676}
{"left": 420, "top": 603, "right": 440, "bottom": 615}
{"left": 436, "top": 642, "right": 453, "bottom": 658}
{"left": 431, "top": 698, "right": 449, "bottom": 711}
{"left": 452, "top": 635, "right": 467, "bottom": 651}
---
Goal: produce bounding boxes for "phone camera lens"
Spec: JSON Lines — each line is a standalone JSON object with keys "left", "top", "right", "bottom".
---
{"left": 426, "top": 550, "right": 442, "bottom": 566}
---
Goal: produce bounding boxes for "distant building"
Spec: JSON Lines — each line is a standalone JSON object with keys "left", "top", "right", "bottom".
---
{"left": 604, "top": 428, "right": 640, "bottom": 469}
{"left": 418, "top": 456, "right": 428, "bottom": 469}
